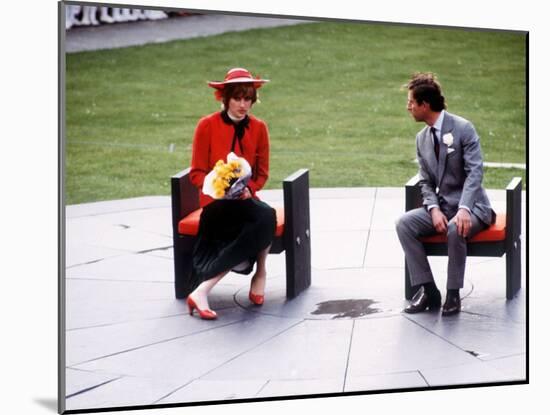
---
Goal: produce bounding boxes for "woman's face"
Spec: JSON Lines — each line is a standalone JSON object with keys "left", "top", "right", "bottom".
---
{"left": 227, "top": 95, "right": 253, "bottom": 120}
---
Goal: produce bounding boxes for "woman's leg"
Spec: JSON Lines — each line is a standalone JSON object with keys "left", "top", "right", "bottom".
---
{"left": 189, "top": 270, "right": 229, "bottom": 310}
{"left": 250, "top": 244, "right": 271, "bottom": 295}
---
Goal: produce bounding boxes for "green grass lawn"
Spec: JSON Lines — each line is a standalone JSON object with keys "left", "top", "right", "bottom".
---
{"left": 65, "top": 21, "right": 526, "bottom": 204}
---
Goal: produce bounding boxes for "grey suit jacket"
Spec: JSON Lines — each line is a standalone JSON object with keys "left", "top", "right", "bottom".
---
{"left": 416, "top": 111, "right": 495, "bottom": 226}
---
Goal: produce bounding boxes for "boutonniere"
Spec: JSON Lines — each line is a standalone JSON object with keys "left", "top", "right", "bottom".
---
{"left": 442, "top": 133, "right": 454, "bottom": 146}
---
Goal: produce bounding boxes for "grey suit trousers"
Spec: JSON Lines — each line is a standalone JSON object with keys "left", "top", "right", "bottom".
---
{"left": 395, "top": 207, "right": 486, "bottom": 290}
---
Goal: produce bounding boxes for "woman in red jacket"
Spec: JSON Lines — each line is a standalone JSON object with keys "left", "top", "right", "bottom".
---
{"left": 185, "top": 68, "right": 276, "bottom": 320}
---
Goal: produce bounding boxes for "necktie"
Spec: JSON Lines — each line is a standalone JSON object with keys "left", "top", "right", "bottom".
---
{"left": 431, "top": 127, "right": 439, "bottom": 161}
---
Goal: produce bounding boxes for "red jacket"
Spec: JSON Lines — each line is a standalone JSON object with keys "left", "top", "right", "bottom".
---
{"left": 190, "top": 111, "right": 270, "bottom": 207}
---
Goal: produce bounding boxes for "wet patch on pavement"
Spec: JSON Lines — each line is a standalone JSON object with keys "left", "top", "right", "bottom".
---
{"left": 311, "top": 299, "right": 381, "bottom": 319}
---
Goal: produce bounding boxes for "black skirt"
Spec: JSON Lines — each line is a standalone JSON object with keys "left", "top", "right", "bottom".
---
{"left": 185, "top": 198, "right": 276, "bottom": 294}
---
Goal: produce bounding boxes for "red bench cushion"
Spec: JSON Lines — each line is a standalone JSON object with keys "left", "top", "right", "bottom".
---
{"left": 420, "top": 212, "right": 506, "bottom": 243}
{"left": 179, "top": 206, "right": 285, "bottom": 237}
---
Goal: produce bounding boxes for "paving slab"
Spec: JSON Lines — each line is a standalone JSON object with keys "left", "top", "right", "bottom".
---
{"left": 461, "top": 295, "right": 525, "bottom": 325}
{"left": 420, "top": 360, "right": 521, "bottom": 387}
{"left": 370, "top": 197, "right": 408, "bottom": 231}
{"left": 66, "top": 216, "right": 172, "bottom": 256}
{"left": 65, "top": 243, "right": 129, "bottom": 268}
{"left": 256, "top": 378, "right": 343, "bottom": 398}
{"left": 347, "top": 316, "right": 480, "bottom": 377}
{"left": 65, "top": 279, "right": 235, "bottom": 330}
{"left": 374, "top": 187, "right": 405, "bottom": 199}
{"left": 66, "top": 368, "right": 120, "bottom": 397}
{"left": 72, "top": 314, "right": 303, "bottom": 383}
{"left": 311, "top": 230, "right": 368, "bottom": 269}
{"left": 308, "top": 187, "right": 376, "bottom": 199}
{"left": 66, "top": 307, "right": 253, "bottom": 366}
{"left": 66, "top": 196, "right": 169, "bottom": 218}
{"left": 264, "top": 250, "right": 288, "bottom": 276}
{"left": 95, "top": 206, "right": 173, "bottom": 237}
{"left": 200, "top": 319, "right": 352, "bottom": 383}
{"left": 157, "top": 379, "right": 268, "bottom": 404}
{"left": 310, "top": 197, "right": 374, "bottom": 231}
{"left": 65, "top": 374, "right": 183, "bottom": 411}
{"left": 403, "top": 312, "right": 525, "bottom": 361}
{"left": 363, "top": 229, "right": 403, "bottom": 268}
{"left": 66, "top": 252, "right": 174, "bottom": 282}
{"left": 344, "top": 371, "right": 427, "bottom": 392}
{"left": 485, "top": 354, "right": 526, "bottom": 380}
{"left": 465, "top": 260, "right": 526, "bottom": 304}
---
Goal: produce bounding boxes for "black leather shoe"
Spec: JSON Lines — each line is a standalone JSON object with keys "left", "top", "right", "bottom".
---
{"left": 442, "top": 292, "right": 461, "bottom": 316}
{"left": 403, "top": 287, "right": 441, "bottom": 314}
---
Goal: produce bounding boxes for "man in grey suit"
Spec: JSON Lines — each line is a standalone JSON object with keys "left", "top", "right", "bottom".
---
{"left": 396, "top": 72, "right": 495, "bottom": 316}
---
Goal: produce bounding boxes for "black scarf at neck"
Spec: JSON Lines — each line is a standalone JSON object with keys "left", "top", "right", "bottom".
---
{"left": 221, "top": 110, "right": 250, "bottom": 152}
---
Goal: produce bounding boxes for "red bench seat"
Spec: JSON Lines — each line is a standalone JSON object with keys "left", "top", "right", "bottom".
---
{"left": 178, "top": 206, "right": 285, "bottom": 237}
{"left": 420, "top": 212, "right": 506, "bottom": 243}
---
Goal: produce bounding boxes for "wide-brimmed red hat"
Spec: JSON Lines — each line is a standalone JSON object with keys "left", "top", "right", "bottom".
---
{"left": 207, "top": 67, "right": 269, "bottom": 90}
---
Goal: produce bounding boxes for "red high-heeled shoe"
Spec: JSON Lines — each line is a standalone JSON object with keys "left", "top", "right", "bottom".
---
{"left": 249, "top": 291, "right": 264, "bottom": 306}
{"left": 187, "top": 296, "right": 217, "bottom": 320}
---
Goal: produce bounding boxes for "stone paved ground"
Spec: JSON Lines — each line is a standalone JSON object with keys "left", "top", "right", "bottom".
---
{"left": 63, "top": 186, "right": 526, "bottom": 412}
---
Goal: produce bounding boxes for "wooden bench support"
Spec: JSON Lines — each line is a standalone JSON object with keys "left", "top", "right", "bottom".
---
{"left": 404, "top": 176, "right": 522, "bottom": 300}
{"left": 505, "top": 177, "right": 522, "bottom": 300}
{"left": 283, "top": 169, "right": 311, "bottom": 298}
{"left": 171, "top": 168, "right": 311, "bottom": 300}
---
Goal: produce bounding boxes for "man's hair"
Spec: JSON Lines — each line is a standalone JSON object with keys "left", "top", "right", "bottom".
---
{"left": 406, "top": 72, "right": 447, "bottom": 112}
{"left": 221, "top": 83, "right": 257, "bottom": 109}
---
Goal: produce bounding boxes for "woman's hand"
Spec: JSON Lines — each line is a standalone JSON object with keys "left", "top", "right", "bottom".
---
{"left": 239, "top": 187, "right": 252, "bottom": 200}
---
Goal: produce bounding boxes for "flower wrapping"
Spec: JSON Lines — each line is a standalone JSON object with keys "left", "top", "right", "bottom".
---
{"left": 202, "top": 152, "right": 252, "bottom": 200}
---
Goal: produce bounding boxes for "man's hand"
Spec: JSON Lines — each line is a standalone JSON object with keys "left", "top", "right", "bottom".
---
{"left": 452, "top": 208, "right": 472, "bottom": 238}
{"left": 239, "top": 187, "right": 252, "bottom": 200}
{"left": 430, "top": 207, "right": 448, "bottom": 233}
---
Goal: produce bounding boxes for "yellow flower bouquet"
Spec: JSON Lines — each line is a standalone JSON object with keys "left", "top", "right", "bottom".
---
{"left": 202, "top": 152, "right": 252, "bottom": 199}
